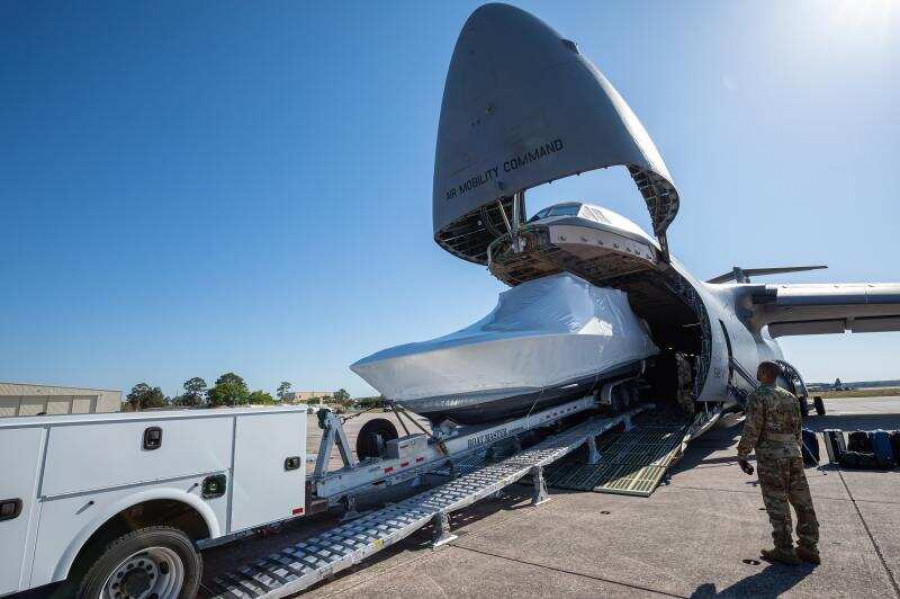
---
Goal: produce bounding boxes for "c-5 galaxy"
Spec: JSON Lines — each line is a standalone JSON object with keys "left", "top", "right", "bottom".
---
{"left": 430, "top": 3, "right": 900, "bottom": 414}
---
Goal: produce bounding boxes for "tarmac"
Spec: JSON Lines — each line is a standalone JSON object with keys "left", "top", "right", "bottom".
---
{"left": 201, "top": 397, "right": 900, "bottom": 598}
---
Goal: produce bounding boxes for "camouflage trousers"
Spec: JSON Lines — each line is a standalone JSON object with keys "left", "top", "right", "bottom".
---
{"left": 676, "top": 389, "right": 695, "bottom": 416}
{"left": 757, "top": 456, "right": 820, "bottom": 550}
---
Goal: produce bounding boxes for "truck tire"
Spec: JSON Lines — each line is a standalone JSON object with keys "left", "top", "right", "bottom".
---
{"left": 356, "top": 418, "right": 399, "bottom": 459}
{"left": 76, "top": 526, "right": 201, "bottom": 599}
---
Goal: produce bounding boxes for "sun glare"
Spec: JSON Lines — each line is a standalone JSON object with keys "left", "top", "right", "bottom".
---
{"left": 824, "top": 0, "right": 897, "bottom": 41}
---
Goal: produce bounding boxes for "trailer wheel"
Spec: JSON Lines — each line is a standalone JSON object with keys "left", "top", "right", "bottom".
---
{"left": 357, "top": 418, "right": 399, "bottom": 459}
{"left": 76, "top": 526, "right": 201, "bottom": 599}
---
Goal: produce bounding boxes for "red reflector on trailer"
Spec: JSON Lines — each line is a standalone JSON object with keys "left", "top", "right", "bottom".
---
{"left": 384, "top": 467, "right": 394, "bottom": 473}
{"left": 292, "top": 507, "right": 304, "bottom": 515}
{"left": 416, "top": 457, "right": 425, "bottom": 463}
{"left": 401, "top": 461, "right": 410, "bottom": 467}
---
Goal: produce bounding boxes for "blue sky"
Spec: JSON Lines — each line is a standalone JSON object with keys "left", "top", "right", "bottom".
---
{"left": 1, "top": 1, "right": 897, "bottom": 398}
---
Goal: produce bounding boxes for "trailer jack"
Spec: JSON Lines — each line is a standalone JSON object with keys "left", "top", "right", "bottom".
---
{"left": 313, "top": 409, "right": 358, "bottom": 480}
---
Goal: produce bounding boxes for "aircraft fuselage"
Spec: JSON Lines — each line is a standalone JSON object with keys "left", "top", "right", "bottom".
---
{"left": 488, "top": 202, "right": 790, "bottom": 407}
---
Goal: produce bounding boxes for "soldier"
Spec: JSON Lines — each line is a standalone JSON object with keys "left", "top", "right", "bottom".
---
{"left": 737, "top": 361, "right": 820, "bottom": 565}
{"left": 675, "top": 353, "right": 696, "bottom": 416}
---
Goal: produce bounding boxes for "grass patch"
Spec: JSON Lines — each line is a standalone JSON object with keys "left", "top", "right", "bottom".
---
{"left": 817, "top": 387, "right": 900, "bottom": 399}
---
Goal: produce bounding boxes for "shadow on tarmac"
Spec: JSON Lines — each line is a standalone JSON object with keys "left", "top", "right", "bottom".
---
{"left": 800, "top": 412, "right": 900, "bottom": 432}
{"left": 683, "top": 407, "right": 899, "bottom": 598}
{"left": 690, "top": 562, "right": 817, "bottom": 598}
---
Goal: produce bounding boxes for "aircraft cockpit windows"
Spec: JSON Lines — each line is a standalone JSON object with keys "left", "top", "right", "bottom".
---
{"left": 529, "top": 207, "right": 552, "bottom": 222}
{"left": 529, "top": 204, "right": 583, "bottom": 222}
{"left": 546, "top": 205, "right": 580, "bottom": 217}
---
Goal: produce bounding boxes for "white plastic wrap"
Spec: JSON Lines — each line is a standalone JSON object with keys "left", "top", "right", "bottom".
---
{"left": 351, "top": 273, "right": 658, "bottom": 403}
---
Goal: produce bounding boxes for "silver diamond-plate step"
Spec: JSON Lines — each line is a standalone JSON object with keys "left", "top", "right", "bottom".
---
{"left": 205, "top": 412, "right": 637, "bottom": 599}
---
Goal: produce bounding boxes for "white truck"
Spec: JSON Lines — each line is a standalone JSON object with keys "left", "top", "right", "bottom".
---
{"left": 1, "top": 406, "right": 307, "bottom": 599}
{"left": 1, "top": 381, "right": 664, "bottom": 599}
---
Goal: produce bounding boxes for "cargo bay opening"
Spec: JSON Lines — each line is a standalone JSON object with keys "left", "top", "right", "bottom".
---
{"left": 487, "top": 201, "right": 712, "bottom": 415}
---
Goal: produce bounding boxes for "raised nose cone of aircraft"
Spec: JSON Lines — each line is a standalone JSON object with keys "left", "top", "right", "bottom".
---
{"left": 433, "top": 3, "right": 679, "bottom": 265}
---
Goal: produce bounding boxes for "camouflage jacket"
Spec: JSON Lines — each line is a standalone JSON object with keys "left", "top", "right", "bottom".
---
{"left": 736, "top": 383, "right": 802, "bottom": 460}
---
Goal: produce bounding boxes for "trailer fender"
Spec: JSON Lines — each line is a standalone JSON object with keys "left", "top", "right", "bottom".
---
{"left": 50, "top": 486, "right": 221, "bottom": 584}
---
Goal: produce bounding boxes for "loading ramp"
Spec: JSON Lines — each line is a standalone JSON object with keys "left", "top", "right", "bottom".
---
{"left": 204, "top": 408, "right": 644, "bottom": 599}
{"left": 546, "top": 409, "right": 695, "bottom": 497}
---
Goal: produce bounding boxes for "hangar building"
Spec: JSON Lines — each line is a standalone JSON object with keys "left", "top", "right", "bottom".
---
{"left": 0, "top": 382, "right": 121, "bottom": 418}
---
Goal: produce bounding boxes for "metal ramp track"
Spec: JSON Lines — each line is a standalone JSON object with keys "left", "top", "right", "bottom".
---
{"left": 547, "top": 420, "right": 689, "bottom": 497}
{"left": 205, "top": 410, "right": 640, "bottom": 599}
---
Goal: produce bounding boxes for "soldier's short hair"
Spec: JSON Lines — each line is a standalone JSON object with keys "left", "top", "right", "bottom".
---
{"left": 758, "top": 361, "right": 782, "bottom": 379}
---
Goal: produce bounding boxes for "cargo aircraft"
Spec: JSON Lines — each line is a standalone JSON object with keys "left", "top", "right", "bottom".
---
{"left": 353, "top": 4, "right": 900, "bottom": 426}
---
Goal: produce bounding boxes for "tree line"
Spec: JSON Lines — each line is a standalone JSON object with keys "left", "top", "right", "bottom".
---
{"left": 124, "top": 374, "right": 351, "bottom": 411}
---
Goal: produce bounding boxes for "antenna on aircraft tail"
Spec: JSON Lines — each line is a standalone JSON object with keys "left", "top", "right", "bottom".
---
{"left": 707, "top": 265, "right": 828, "bottom": 284}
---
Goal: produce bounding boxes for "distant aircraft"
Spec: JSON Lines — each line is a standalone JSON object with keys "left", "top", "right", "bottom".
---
{"left": 356, "top": 4, "right": 900, "bottom": 425}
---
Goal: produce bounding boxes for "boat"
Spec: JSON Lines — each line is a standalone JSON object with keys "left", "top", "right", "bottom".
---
{"left": 351, "top": 273, "right": 659, "bottom": 424}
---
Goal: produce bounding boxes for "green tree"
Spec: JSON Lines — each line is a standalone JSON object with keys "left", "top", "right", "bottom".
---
{"left": 177, "top": 377, "right": 207, "bottom": 407}
{"left": 207, "top": 382, "right": 249, "bottom": 407}
{"left": 276, "top": 381, "right": 292, "bottom": 401}
{"left": 248, "top": 390, "right": 276, "bottom": 405}
{"left": 207, "top": 373, "right": 250, "bottom": 407}
{"left": 356, "top": 395, "right": 385, "bottom": 409}
{"left": 126, "top": 383, "right": 168, "bottom": 411}
{"left": 215, "top": 372, "right": 246, "bottom": 388}
{"left": 333, "top": 388, "right": 350, "bottom": 402}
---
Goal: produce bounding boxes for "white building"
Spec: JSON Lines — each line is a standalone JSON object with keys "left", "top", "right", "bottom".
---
{"left": 283, "top": 391, "right": 334, "bottom": 403}
{"left": 0, "top": 382, "right": 121, "bottom": 418}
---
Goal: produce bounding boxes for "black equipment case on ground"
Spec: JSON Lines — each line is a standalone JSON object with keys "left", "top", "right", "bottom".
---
{"left": 823, "top": 429, "right": 846, "bottom": 463}
{"left": 801, "top": 428, "right": 819, "bottom": 467}
{"left": 847, "top": 430, "right": 873, "bottom": 453}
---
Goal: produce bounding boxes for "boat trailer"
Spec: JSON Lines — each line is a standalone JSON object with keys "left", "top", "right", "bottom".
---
{"left": 206, "top": 391, "right": 649, "bottom": 598}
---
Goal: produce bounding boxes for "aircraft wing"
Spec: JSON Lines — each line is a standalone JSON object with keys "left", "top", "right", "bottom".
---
{"left": 752, "top": 283, "right": 900, "bottom": 337}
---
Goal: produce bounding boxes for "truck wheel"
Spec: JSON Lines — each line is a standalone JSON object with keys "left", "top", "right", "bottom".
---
{"left": 77, "top": 526, "right": 201, "bottom": 599}
{"left": 799, "top": 395, "right": 810, "bottom": 418}
{"left": 356, "top": 418, "right": 398, "bottom": 459}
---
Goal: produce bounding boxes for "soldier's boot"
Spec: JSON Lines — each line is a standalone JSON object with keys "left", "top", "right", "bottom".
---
{"left": 796, "top": 545, "right": 821, "bottom": 565}
{"left": 761, "top": 547, "right": 802, "bottom": 566}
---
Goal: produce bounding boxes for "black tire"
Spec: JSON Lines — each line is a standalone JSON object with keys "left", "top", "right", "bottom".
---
{"left": 76, "top": 526, "right": 201, "bottom": 599}
{"left": 799, "top": 395, "right": 810, "bottom": 418}
{"left": 356, "top": 418, "right": 399, "bottom": 459}
{"left": 813, "top": 396, "right": 826, "bottom": 416}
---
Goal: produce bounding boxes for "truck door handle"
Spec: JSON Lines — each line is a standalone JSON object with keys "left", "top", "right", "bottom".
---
{"left": 0, "top": 499, "right": 22, "bottom": 522}
{"left": 284, "top": 456, "right": 301, "bottom": 471}
{"left": 143, "top": 426, "right": 163, "bottom": 450}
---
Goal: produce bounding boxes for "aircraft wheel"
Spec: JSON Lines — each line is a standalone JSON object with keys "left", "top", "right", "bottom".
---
{"left": 357, "top": 418, "right": 399, "bottom": 459}
{"left": 813, "top": 396, "right": 826, "bottom": 416}
{"left": 799, "top": 396, "right": 810, "bottom": 418}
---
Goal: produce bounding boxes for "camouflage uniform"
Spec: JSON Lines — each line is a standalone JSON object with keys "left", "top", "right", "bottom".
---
{"left": 737, "top": 383, "right": 819, "bottom": 552}
{"left": 675, "top": 353, "right": 696, "bottom": 416}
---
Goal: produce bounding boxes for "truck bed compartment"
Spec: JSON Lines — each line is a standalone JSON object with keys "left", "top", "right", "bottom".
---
{"left": 41, "top": 416, "right": 233, "bottom": 497}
